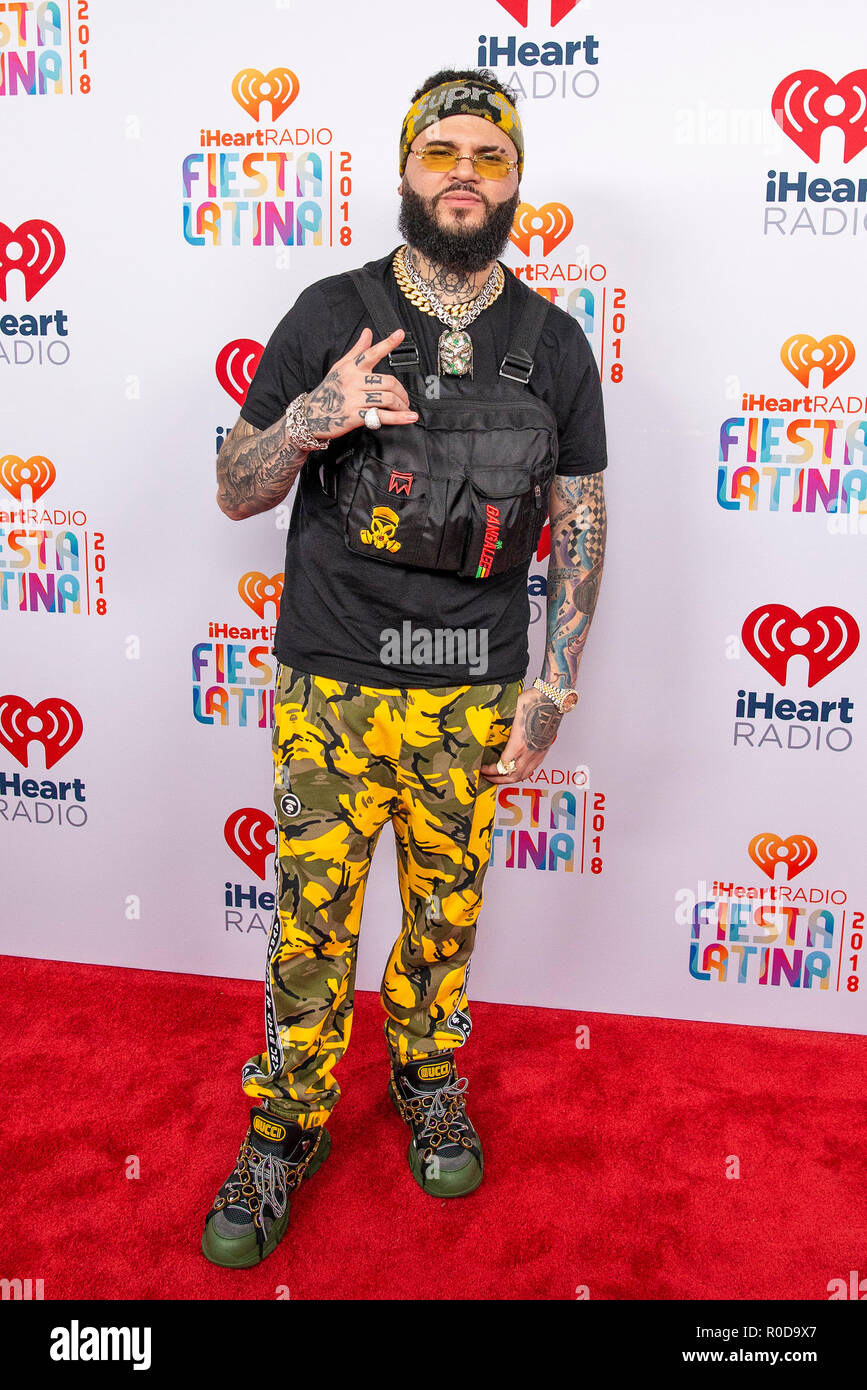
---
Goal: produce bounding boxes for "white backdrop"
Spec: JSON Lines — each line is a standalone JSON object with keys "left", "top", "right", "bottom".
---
{"left": 2, "top": 0, "right": 865, "bottom": 1036}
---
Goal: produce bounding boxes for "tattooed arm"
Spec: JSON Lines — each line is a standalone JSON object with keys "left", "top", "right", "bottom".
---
{"left": 480, "top": 470, "right": 606, "bottom": 782}
{"left": 216, "top": 416, "right": 310, "bottom": 521}
{"left": 216, "top": 327, "right": 417, "bottom": 520}
{"left": 542, "top": 470, "right": 607, "bottom": 690}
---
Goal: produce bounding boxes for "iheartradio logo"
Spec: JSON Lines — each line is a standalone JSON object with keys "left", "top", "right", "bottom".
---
{"left": 231, "top": 67, "right": 300, "bottom": 122}
{"left": 510, "top": 201, "right": 573, "bottom": 257}
{"left": 0, "top": 220, "right": 65, "bottom": 302}
{"left": 224, "top": 807, "right": 275, "bottom": 880}
{"left": 215, "top": 339, "right": 264, "bottom": 406}
{"left": 238, "top": 571, "right": 283, "bottom": 618}
{"left": 780, "top": 333, "right": 855, "bottom": 389}
{"left": 0, "top": 453, "right": 56, "bottom": 502}
{"left": 772, "top": 69, "right": 867, "bottom": 164}
{"left": 742, "top": 604, "right": 859, "bottom": 687}
{"left": 748, "top": 831, "right": 817, "bottom": 881}
{"left": 0, "top": 695, "right": 83, "bottom": 770}
{"left": 494, "top": 0, "right": 582, "bottom": 26}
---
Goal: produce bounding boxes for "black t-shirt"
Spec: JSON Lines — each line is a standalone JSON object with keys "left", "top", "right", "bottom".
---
{"left": 240, "top": 249, "right": 607, "bottom": 687}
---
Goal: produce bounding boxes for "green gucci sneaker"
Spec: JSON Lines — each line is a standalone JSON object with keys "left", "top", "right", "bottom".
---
{"left": 389, "top": 1051, "right": 484, "bottom": 1197}
{"left": 202, "top": 1108, "right": 330, "bottom": 1268}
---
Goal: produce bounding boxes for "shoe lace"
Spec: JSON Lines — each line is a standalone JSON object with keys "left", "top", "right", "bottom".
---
{"left": 216, "top": 1136, "right": 293, "bottom": 1229}
{"left": 405, "top": 1075, "right": 470, "bottom": 1144}
{"left": 251, "top": 1148, "right": 289, "bottom": 1220}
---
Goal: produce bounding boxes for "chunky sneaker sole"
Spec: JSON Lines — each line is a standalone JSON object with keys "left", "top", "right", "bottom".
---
{"left": 389, "top": 1053, "right": 484, "bottom": 1198}
{"left": 202, "top": 1110, "right": 330, "bottom": 1269}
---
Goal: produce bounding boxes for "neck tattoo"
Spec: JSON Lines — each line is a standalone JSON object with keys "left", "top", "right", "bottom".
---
{"left": 407, "top": 248, "right": 489, "bottom": 305}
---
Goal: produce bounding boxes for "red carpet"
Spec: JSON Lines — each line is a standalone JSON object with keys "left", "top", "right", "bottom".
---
{"left": 1, "top": 954, "right": 863, "bottom": 1301}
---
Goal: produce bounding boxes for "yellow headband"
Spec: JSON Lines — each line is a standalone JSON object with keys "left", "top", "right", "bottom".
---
{"left": 399, "top": 81, "right": 523, "bottom": 177}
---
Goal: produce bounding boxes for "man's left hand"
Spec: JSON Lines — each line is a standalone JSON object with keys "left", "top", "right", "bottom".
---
{"left": 480, "top": 687, "right": 564, "bottom": 783}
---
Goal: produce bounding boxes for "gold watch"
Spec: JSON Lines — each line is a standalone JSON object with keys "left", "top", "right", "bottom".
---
{"left": 533, "top": 677, "right": 579, "bottom": 712}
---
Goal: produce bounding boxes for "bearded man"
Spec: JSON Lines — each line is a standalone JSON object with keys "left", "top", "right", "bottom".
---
{"left": 203, "top": 67, "right": 607, "bottom": 1268}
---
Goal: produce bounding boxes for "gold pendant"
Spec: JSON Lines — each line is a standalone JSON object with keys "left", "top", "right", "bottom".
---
{"left": 438, "top": 328, "right": 473, "bottom": 378}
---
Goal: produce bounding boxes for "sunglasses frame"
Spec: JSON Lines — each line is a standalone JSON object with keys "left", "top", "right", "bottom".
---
{"left": 409, "top": 146, "right": 518, "bottom": 180}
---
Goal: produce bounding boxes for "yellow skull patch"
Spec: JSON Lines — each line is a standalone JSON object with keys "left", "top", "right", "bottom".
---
{"left": 360, "top": 505, "right": 402, "bottom": 552}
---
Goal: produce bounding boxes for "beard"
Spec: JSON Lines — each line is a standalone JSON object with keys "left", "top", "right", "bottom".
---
{"left": 397, "top": 180, "right": 520, "bottom": 275}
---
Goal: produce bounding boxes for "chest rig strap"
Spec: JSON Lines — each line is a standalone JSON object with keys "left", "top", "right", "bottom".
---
{"left": 349, "top": 267, "right": 420, "bottom": 371}
{"left": 498, "top": 289, "right": 550, "bottom": 383}
{"left": 348, "top": 259, "right": 551, "bottom": 380}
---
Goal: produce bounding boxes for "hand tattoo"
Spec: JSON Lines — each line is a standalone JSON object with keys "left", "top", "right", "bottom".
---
{"left": 305, "top": 368, "right": 348, "bottom": 435}
{"left": 519, "top": 689, "right": 563, "bottom": 751}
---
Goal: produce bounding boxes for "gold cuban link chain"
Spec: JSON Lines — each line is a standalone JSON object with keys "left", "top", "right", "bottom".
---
{"left": 393, "top": 244, "right": 504, "bottom": 319}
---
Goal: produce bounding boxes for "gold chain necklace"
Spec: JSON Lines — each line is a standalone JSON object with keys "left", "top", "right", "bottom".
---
{"left": 392, "top": 245, "right": 505, "bottom": 377}
{"left": 393, "top": 245, "right": 504, "bottom": 316}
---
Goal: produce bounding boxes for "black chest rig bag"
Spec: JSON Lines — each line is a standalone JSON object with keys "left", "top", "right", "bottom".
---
{"left": 319, "top": 266, "right": 559, "bottom": 580}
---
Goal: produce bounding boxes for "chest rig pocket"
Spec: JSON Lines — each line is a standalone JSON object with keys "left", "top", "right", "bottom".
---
{"left": 324, "top": 263, "right": 558, "bottom": 579}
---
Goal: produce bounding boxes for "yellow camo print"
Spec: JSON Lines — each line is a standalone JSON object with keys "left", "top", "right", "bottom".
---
{"left": 399, "top": 80, "right": 524, "bottom": 176}
{"left": 241, "top": 665, "right": 521, "bottom": 1126}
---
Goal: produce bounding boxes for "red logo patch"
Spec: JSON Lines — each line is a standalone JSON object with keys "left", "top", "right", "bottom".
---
{"left": 387, "top": 471, "right": 413, "bottom": 496}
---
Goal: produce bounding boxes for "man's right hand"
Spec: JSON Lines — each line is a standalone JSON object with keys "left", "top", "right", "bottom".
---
{"left": 303, "top": 328, "right": 419, "bottom": 443}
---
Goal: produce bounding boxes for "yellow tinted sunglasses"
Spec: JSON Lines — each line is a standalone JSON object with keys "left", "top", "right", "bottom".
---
{"left": 410, "top": 145, "right": 518, "bottom": 180}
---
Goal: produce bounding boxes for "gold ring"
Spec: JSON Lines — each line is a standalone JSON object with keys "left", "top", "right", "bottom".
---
{"left": 496, "top": 758, "right": 517, "bottom": 776}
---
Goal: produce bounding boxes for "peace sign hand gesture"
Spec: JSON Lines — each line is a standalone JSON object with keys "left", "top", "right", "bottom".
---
{"left": 304, "top": 328, "right": 419, "bottom": 443}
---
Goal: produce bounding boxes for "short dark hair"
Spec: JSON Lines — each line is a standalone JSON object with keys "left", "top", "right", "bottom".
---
{"left": 409, "top": 68, "right": 518, "bottom": 108}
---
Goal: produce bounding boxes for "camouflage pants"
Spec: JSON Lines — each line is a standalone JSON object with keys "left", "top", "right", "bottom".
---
{"left": 241, "top": 664, "right": 522, "bottom": 1128}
